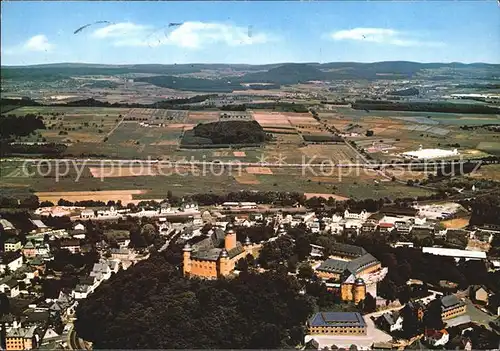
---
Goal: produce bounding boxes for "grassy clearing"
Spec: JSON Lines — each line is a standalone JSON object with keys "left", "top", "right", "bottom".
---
{"left": 467, "top": 164, "right": 500, "bottom": 181}
{"left": 1, "top": 161, "right": 435, "bottom": 201}
{"left": 477, "top": 141, "right": 500, "bottom": 155}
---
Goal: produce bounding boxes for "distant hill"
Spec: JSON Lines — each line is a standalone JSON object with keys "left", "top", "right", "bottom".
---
{"left": 2, "top": 61, "right": 499, "bottom": 87}
{"left": 241, "top": 63, "right": 328, "bottom": 84}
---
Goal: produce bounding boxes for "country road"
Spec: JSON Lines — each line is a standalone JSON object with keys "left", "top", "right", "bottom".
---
{"left": 1, "top": 157, "right": 487, "bottom": 169}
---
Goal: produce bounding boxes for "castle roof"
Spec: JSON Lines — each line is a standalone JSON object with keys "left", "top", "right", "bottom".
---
{"left": 331, "top": 243, "right": 367, "bottom": 258}
{"left": 316, "top": 253, "right": 379, "bottom": 277}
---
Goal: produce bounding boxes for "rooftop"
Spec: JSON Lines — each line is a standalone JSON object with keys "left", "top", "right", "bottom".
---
{"left": 316, "top": 253, "right": 379, "bottom": 276}
{"left": 331, "top": 243, "right": 367, "bottom": 257}
{"left": 309, "top": 312, "right": 366, "bottom": 328}
{"left": 441, "top": 295, "right": 465, "bottom": 310}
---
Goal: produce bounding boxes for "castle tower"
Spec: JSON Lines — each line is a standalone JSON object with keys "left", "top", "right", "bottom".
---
{"left": 244, "top": 236, "right": 252, "bottom": 254}
{"left": 224, "top": 223, "right": 237, "bottom": 251}
{"left": 341, "top": 283, "right": 354, "bottom": 301}
{"left": 219, "top": 249, "right": 230, "bottom": 277}
{"left": 183, "top": 243, "right": 192, "bottom": 276}
{"left": 353, "top": 277, "right": 366, "bottom": 304}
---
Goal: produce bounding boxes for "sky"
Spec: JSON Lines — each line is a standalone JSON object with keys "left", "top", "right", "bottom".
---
{"left": 1, "top": 1, "right": 499, "bottom": 65}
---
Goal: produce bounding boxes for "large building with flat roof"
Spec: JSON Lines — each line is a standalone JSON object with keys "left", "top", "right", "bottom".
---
{"left": 422, "top": 247, "right": 486, "bottom": 261}
{"left": 440, "top": 295, "right": 467, "bottom": 320}
{"left": 308, "top": 312, "right": 367, "bottom": 336}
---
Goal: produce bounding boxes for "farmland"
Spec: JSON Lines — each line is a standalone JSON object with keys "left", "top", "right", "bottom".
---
{"left": 7, "top": 104, "right": 499, "bottom": 202}
{"left": 318, "top": 107, "right": 500, "bottom": 161}
{"left": 0, "top": 157, "right": 435, "bottom": 201}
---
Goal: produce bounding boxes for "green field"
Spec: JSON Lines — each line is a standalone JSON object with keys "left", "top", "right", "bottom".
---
{"left": 319, "top": 108, "right": 500, "bottom": 161}
{"left": 0, "top": 161, "right": 435, "bottom": 201}
{"left": 477, "top": 141, "right": 500, "bottom": 155}
{"left": 7, "top": 105, "right": 493, "bottom": 202}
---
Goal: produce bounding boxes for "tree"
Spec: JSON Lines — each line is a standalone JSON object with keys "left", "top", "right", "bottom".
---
{"left": 0, "top": 293, "right": 10, "bottom": 316}
{"left": 401, "top": 304, "right": 420, "bottom": 339}
{"left": 235, "top": 258, "right": 249, "bottom": 272}
{"left": 423, "top": 299, "right": 444, "bottom": 330}
{"left": 295, "top": 236, "right": 311, "bottom": 261}
{"left": 365, "top": 130, "right": 374, "bottom": 137}
{"left": 297, "top": 263, "right": 315, "bottom": 280}
{"left": 363, "top": 293, "right": 377, "bottom": 313}
{"left": 20, "top": 195, "right": 39, "bottom": 209}
{"left": 74, "top": 255, "right": 315, "bottom": 349}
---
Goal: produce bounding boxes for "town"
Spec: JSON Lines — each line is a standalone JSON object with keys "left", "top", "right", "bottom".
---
{"left": 2, "top": 1, "right": 500, "bottom": 350}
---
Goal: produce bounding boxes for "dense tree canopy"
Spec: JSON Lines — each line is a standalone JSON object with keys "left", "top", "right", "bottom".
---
{"left": 0, "top": 113, "right": 45, "bottom": 138}
{"left": 75, "top": 254, "right": 315, "bottom": 349}
{"left": 191, "top": 120, "right": 269, "bottom": 145}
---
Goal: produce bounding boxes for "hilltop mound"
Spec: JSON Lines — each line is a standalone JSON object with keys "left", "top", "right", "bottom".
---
{"left": 242, "top": 63, "right": 327, "bottom": 85}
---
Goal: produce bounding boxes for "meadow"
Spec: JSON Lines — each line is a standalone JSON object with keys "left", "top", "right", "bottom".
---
{"left": 319, "top": 107, "right": 500, "bottom": 161}
{"left": 8, "top": 105, "right": 499, "bottom": 202}
{"left": 1, "top": 160, "right": 435, "bottom": 202}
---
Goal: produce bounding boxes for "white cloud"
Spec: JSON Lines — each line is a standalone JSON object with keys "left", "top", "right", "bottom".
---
{"left": 3, "top": 34, "right": 54, "bottom": 55}
{"left": 23, "top": 34, "right": 54, "bottom": 52}
{"left": 330, "top": 28, "right": 443, "bottom": 47}
{"left": 93, "top": 21, "right": 271, "bottom": 49}
{"left": 92, "top": 22, "right": 152, "bottom": 39}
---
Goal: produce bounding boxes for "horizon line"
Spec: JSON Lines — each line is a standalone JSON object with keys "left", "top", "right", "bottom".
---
{"left": 2, "top": 60, "right": 500, "bottom": 68}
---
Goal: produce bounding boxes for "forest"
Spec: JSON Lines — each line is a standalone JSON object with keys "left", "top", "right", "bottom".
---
{"left": 352, "top": 100, "right": 500, "bottom": 114}
{"left": 189, "top": 120, "right": 269, "bottom": 145}
{"left": 0, "top": 113, "right": 45, "bottom": 138}
{"left": 74, "top": 253, "right": 316, "bottom": 349}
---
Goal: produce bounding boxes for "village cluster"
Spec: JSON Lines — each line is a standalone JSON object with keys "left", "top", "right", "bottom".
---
{"left": 0, "top": 198, "right": 499, "bottom": 350}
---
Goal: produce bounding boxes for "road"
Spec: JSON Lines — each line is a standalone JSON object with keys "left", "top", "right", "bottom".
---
{"left": 1, "top": 157, "right": 487, "bottom": 169}
{"left": 68, "top": 324, "right": 92, "bottom": 350}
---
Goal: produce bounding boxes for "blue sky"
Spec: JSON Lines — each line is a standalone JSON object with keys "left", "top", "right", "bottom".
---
{"left": 1, "top": 1, "right": 499, "bottom": 65}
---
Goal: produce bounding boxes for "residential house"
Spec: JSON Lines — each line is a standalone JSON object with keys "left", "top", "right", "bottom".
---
{"left": 394, "top": 221, "right": 412, "bottom": 235}
{"left": 80, "top": 209, "right": 96, "bottom": 219}
{"left": 0, "top": 253, "right": 23, "bottom": 273}
{"left": 376, "top": 311, "right": 403, "bottom": 332}
{"left": 0, "top": 218, "right": 16, "bottom": 233}
{"left": 411, "top": 225, "right": 435, "bottom": 240}
{"left": 70, "top": 222, "right": 87, "bottom": 239}
{"left": 378, "top": 222, "right": 395, "bottom": 233}
{"left": 29, "top": 219, "right": 47, "bottom": 233}
{"left": 424, "top": 329, "right": 450, "bottom": 347}
{"left": 447, "top": 336, "right": 473, "bottom": 350}
{"left": 361, "top": 222, "right": 377, "bottom": 233}
{"left": 180, "top": 202, "right": 199, "bottom": 213}
{"left": 344, "top": 209, "right": 369, "bottom": 221}
{"left": 34, "top": 243, "right": 51, "bottom": 258}
{"left": 60, "top": 239, "right": 81, "bottom": 254}
{"left": 90, "top": 260, "right": 112, "bottom": 282}
{"left": 71, "top": 284, "right": 94, "bottom": 299}
{"left": 26, "top": 257, "right": 46, "bottom": 274}
{"left": 4, "top": 238, "right": 22, "bottom": 252}
{"left": 22, "top": 242, "right": 36, "bottom": 258}
{"left": 308, "top": 220, "right": 321, "bottom": 234}
{"left": 40, "top": 328, "right": 61, "bottom": 347}
{"left": 469, "top": 285, "right": 490, "bottom": 304}
{"left": 0, "top": 278, "right": 20, "bottom": 298}
{"left": 5, "top": 325, "right": 38, "bottom": 350}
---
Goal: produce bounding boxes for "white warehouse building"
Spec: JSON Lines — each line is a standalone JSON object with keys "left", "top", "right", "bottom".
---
{"left": 401, "top": 145, "right": 459, "bottom": 160}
